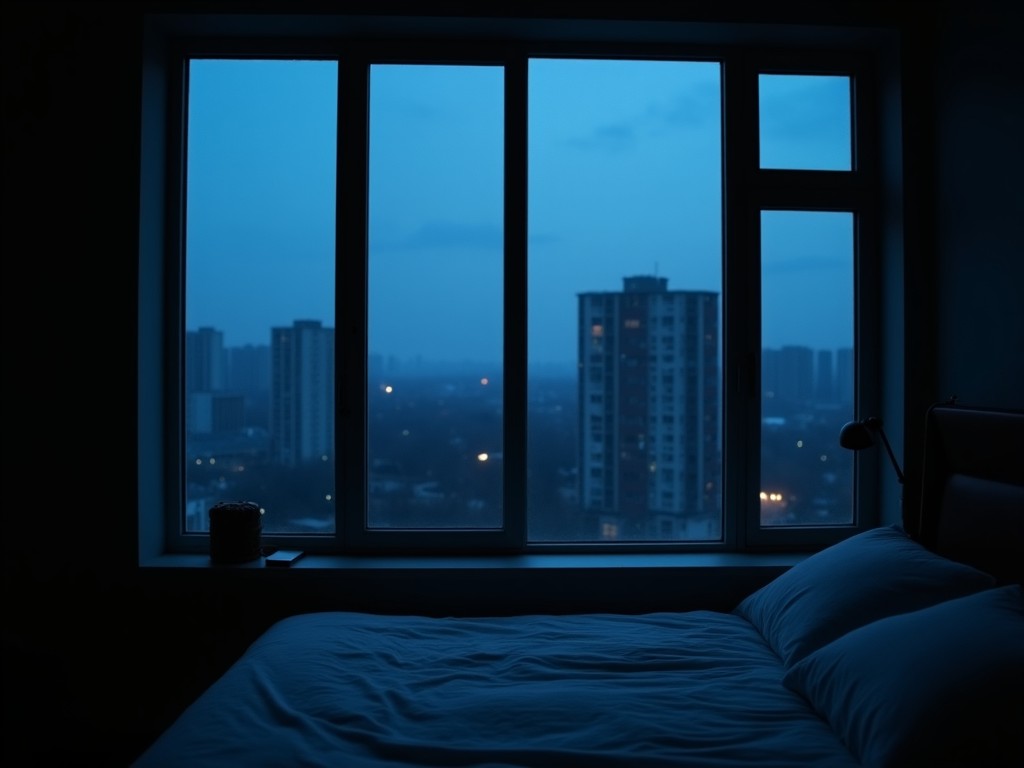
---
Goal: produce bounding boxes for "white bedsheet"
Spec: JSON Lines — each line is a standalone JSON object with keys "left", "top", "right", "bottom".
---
{"left": 133, "top": 610, "right": 857, "bottom": 767}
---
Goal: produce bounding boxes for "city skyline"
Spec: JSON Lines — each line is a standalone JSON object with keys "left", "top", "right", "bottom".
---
{"left": 185, "top": 304, "right": 853, "bottom": 538}
{"left": 188, "top": 318, "right": 854, "bottom": 377}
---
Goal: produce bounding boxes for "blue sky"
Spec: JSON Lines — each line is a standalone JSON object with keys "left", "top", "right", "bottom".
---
{"left": 186, "top": 58, "right": 852, "bottom": 367}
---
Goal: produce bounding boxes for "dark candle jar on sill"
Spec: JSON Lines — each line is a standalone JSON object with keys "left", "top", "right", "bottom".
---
{"left": 209, "top": 500, "right": 264, "bottom": 564}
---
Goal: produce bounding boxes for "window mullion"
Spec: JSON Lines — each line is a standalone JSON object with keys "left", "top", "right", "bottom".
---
{"left": 754, "top": 170, "right": 866, "bottom": 210}
{"left": 721, "top": 52, "right": 761, "bottom": 550}
{"left": 505, "top": 51, "right": 528, "bottom": 548}
{"left": 337, "top": 52, "right": 369, "bottom": 551}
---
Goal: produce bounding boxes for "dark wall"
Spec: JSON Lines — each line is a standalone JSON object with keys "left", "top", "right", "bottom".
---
{"left": 932, "top": 1, "right": 1024, "bottom": 406}
{"left": 5, "top": 4, "right": 145, "bottom": 763}
{"left": 4, "top": 1, "right": 1022, "bottom": 764}
{"left": 898, "top": 0, "right": 1024, "bottom": 522}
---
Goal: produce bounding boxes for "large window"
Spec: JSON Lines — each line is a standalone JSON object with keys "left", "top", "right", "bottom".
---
{"left": 143, "top": 16, "right": 889, "bottom": 556}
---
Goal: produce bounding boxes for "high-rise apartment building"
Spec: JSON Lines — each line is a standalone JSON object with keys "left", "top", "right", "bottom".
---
{"left": 227, "top": 343, "right": 271, "bottom": 396}
{"left": 271, "top": 320, "right": 335, "bottom": 466}
{"left": 816, "top": 348, "right": 834, "bottom": 402}
{"left": 186, "top": 326, "right": 226, "bottom": 393}
{"left": 188, "top": 391, "right": 246, "bottom": 434}
{"left": 228, "top": 343, "right": 271, "bottom": 430}
{"left": 578, "top": 276, "right": 720, "bottom": 541}
{"left": 185, "top": 326, "right": 228, "bottom": 435}
{"left": 762, "top": 345, "right": 815, "bottom": 411}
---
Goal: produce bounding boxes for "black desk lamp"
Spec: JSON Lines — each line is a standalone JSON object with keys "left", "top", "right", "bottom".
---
{"left": 839, "top": 416, "right": 905, "bottom": 485}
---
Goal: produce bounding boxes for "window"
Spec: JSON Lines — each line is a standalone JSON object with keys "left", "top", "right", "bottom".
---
{"left": 141, "top": 14, "right": 893, "bottom": 559}
{"left": 760, "top": 211, "right": 854, "bottom": 529}
{"left": 367, "top": 64, "right": 505, "bottom": 533}
{"left": 759, "top": 74, "right": 853, "bottom": 171}
{"left": 183, "top": 59, "right": 338, "bottom": 536}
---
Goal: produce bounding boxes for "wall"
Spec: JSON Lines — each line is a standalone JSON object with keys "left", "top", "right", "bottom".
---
{"left": 4, "top": 1, "right": 1022, "bottom": 764}
{"left": 933, "top": 0, "right": 1024, "bottom": 407}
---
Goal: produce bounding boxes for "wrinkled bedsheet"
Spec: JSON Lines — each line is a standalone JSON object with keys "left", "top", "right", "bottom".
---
{"left": 133, "top": 610, "right": 856, "bottom": 767}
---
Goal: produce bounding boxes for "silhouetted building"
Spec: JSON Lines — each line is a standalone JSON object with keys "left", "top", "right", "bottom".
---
{"left": 578, "top": 276, "right": 720, "bottom": 540}
{"left": 271, "top": 320, "right": 335, "bottom": 465}
{"left": 189, "top": 392, "right": 246, "bottom": 434}
{"left": 186, "top": 326, "right": 226, "bottom": 393}
{"left": 228, "top": 343, "right": 271, "bottom": 396}
{"left": 763, "top": 345, "right": 815, "bottom": 411}
{"left": 816, "top": 349, "right": 834, "bottom": 402}
{"left": 228, "top": 343, "right": 272, "bottom": 430}
{"left": 186, "top": 326, "right": 228, "bottom": 435}
{"left": 835, "top": 347, "right": 854, "bottom": 405}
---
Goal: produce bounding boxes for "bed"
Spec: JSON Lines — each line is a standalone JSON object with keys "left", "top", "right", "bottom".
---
{"left": 132, "top": 404, "right": 1024, "bottom": 768}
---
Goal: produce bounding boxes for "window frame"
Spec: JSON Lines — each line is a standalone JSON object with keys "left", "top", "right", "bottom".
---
{"left": 732, "top": 49, "right": 883, "bottom": 550}
{"left": 139, "top": 14, "right": 895, "bottom": 562}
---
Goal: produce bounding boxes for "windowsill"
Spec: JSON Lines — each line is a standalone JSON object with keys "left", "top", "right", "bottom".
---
{"left": 136, "top": 551, "right": 809, "bottom": 614}
{"left": 140, "top": 551, "right": 809, "bottom": 571}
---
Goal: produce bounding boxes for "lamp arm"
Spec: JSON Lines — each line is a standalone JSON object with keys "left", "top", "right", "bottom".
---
{"left": 875, "top": 426, "right": 905, "bottom": 485}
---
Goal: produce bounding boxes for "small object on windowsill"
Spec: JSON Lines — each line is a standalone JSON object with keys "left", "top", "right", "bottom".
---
{"left": 265, "top": 549, "right": 305, "bottom": 567}
{"left": 209, "top": 501, "right": 264, "bottom": 564}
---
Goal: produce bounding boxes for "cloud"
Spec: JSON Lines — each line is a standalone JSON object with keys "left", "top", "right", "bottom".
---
{"left": 566, "top": 121, "right": 637, "bottom": 153}
{"left": 560, "top": 77, "right": 719, "bottom": 155}
{"left": 651, "top": 81, "right": 721, "bottom": 130}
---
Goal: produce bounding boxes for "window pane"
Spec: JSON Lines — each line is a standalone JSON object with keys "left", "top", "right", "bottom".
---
{"left": 184, "top": 59, "right": 338, "bottom": 534}
{"left": 759, "top": 75, "right": 851, "bottom": 170}
{"left": 367, "top": 65, "right": 504, "bottom": 529}
{"left": 527, "top": 59, "right": 723, "bottom": 542}
{"left": 760, "top": 211, "right": 854, "bottom": 527}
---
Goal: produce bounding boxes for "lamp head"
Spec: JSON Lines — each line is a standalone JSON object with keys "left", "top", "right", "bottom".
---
{"left": 839, "top": 419, "right": 875, "bottom": 450}
{"left": 838, "top": 416, "right": 904, "bottom": 485}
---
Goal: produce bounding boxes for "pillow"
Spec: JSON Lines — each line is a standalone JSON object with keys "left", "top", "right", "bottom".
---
{"left": 783, "top": 584, "right": 1024, "bottom": 767}
{"left": 734, "top": 524, "right": 995, "bottom": 667}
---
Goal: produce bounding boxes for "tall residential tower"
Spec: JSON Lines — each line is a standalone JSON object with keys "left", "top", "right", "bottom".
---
{"left": 271, "top": 320, "right": 335, "bottom": 466}
{"left": 578, "top": 276, "right": 720, "bottom": 540}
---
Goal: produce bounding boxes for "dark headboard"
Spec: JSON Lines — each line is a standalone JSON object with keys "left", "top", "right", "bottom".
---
{"left": 916, "top": 404, "right": 1024, "bottom": 585}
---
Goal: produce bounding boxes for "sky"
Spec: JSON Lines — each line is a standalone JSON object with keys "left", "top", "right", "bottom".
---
{"left": 186, "top": 58, "right": 853, "bottom": 367}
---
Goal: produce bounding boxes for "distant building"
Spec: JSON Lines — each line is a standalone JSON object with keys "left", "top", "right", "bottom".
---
{"left": 835, "top": 347, "right": 854, "bottom": 406}
{"left": 185, "top": 326, "right": 227, "bottom": 435}
{"left": 816, "top": 348, "right": 834, "bottom": 402}
{"left": 271, "top": 320, "right": 335, "bottom": 465}
{"left": 187, "top": 329, "right": 269, "bottom": 434}
{"left": 228, "top": 343, "right": 272, "bottom": 429}
{"left": 764, "top": 344, "right": 852, "bottom": 410}
{"left": 578, "top": 276, "right": 720, "bottom": 540}
{"left": 227, "top": 343, "right": 271, "bottom": 396}
{"left": 189, "top": 391, "right": 246, "bottom": 434}
{"left": 763, "top": 345, "right": 815, "bottom": 411}
{"left": 186, "top": 326, "right": 226, "bottom": 393}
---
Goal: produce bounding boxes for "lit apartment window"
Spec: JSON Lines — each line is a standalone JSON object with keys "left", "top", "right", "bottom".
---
{"left": 141, "top": 13, "right": 891, "bottom": 556}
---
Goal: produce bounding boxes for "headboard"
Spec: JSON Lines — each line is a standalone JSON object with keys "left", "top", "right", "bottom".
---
{"left": 916, "top": 403, "right": 1024, "bottom": 585}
